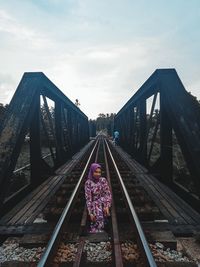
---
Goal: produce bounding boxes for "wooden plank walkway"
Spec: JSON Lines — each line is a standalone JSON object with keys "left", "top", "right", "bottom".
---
{"left": 114, "top": 144, "right": 200, "bottom": 229}
{"left": 0, "top": 141, "right": 94, "bottom": 226}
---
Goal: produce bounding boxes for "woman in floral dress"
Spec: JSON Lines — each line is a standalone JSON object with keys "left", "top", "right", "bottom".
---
{"left": 85, "top": 163, "right": 112, "bottom": 233}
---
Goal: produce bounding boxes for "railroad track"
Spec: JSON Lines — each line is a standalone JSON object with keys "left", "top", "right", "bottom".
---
{"left": 36, "top": 136, "right": 155, "bottom": 266}
{"left": 0, "top": 136, "right": 198, "bottom": 266}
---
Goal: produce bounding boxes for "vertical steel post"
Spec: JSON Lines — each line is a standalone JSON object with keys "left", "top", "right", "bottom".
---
{"left": 30, "top": 94, "right": 42, "bottom": 188}
{"left": 55, "top": 101, "right": 65, "bottom": 166}
{"left": 139, "top": 100, "right": 147, "bottom": 164}
{"left": 160, "top": 91, "right": 173, "bottom": 184}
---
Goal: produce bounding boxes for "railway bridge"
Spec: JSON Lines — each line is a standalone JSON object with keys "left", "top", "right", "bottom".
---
{"left": 0, "top": 69, "right": 200, "bottom": 266}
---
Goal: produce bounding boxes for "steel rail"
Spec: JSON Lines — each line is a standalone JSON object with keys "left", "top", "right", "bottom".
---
{"left": 105, "top": 139, "right": 157, "bottom": 267}
{"left": 72, "top": 137, "right": 101, "bottom": 267}
{"left": 37, "top": 139, "right": 99, "bottom": 267}
{"left": 4, "top": 153, "right": 55, "bottom": 203}
{"left": 14, "top": 153, "right": 53, "bottom": 173}
{"left": 103, "top": 139, "right": 124, "bottom": 267}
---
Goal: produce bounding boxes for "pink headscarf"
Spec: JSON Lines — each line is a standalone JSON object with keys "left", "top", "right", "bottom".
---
{"left": 87, "top": 163, "right": 101, "bottom": 181}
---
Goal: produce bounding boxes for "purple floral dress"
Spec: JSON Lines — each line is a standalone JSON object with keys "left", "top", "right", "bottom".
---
{"left": 85, "top": 176, "right": 112, "bottom": 233}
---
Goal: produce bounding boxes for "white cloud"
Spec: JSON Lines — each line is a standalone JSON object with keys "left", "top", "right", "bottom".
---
{"left": 42, "top": 39, "right": 162, "bottom": 118}
{"left": 0, "top": 9, "right": 50, "bottom": 49}
{"left": 0, "top": 73, "right": 16, "bottom": 104}
{"left": 0, "top": 2, "right": 199, "bottom": 120}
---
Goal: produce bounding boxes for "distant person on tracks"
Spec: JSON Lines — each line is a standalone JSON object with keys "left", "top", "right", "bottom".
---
{"left": 85, "top": 163, "right": 112, "bottom": 233}
{"left": 113, "top": 130, "right": 119, "bottom": 145}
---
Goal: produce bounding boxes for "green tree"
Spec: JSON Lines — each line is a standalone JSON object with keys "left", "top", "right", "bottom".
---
{"left": 95, "top": 113, "right": 115, "bottom": 136}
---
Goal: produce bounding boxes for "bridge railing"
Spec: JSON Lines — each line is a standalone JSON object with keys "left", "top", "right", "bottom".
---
{"left": 114, "top": 69, "right": 200, "bottom": 206}
{"left": 0, "top": 72, "right": 89, "bottom": 211}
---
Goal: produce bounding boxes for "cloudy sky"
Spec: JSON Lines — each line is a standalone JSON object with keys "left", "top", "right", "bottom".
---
{"left": 0, "top": 0, "right": 200, "bottom": 119}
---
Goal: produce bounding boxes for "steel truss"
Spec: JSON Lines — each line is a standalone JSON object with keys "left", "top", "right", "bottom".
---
{"left": 114, "top": 69, "right": 200, "bottom": 207}
{"left": 0, "top": 72, "right": 89, "bottom": 212}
